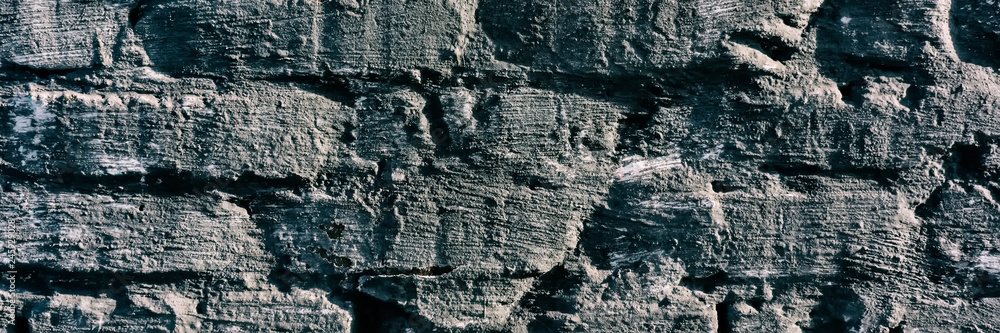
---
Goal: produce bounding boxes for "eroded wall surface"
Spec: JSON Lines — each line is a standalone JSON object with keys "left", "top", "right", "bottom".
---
{"left": 1, "top": 0, "right": 1000, "bottom": 332}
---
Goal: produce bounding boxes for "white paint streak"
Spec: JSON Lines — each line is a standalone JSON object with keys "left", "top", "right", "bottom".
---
{"left": 700, "top": 145, "right": 724, "bottom": 160}
{"left": 100, "top": 157, "right": 147, "bottom": 175}
{"left": 616, "top": 154, "right": 683, "bottom": 182}
{"left": 975, "top": 253, "right": 1000, "bottom": 274}
{"left": 11, "top": 95, "right": 56, "bottom": 134}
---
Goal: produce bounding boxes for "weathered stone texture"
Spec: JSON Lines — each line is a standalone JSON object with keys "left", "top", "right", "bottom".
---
{"left": 3, "top": 0, "right": 1000, "bottom": 332}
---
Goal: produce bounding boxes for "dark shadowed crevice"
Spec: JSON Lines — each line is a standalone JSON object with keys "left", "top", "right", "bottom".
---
{"left": 10, "top": 264, "right": 206, "bottom": 301}
{"left": 340, "top": 121, "right": 357, "bottom": 143}
{"left": 349, "top": 292, "right": 398, "bottom": 333}
{"left": 842, "top": 55, "right": 911, "bottom": 74}
{"left": 711, "top": 180, "right": 744, "bottom": 193}
{"left": 914, "top": 185, "right": 944, "bottom": 220}
{"left": 945, "top": 142, "right": 988, "bottom": 181}
{"left": 422, "top": 94, "right": 452, "bottom": 154}
{"left": 837, "top": 80, "right": 863, "bottom": 107}
{"left": 0, "top": 167, "right": 311, "bottom": 198}
{"left": 111, "top": 295, "right": 135, "bottom": 316}
{"left": 14, "top": 315, "right": 30, "bottom": 333}
{"left": 1, "top": 64, "right": 81, "bottom": 80}
{"left": 900, "top": 85, "right": 925, "bottom": 111}
{"left": 759, "top": 163, "right": 900, "bottom": 188}
{"left": 517, "top": 175, "right": 563, "bottom": 191}
{"left": 727, "top": 30, "right": 797, "bottom": 62}
{"left": 715, "top": 302, "right": 732, "bottom": 333}
{"left": 950, "top": 0, "right": 1000, "bottom": 69}
{"left": 518, "top": 264, "right": 581, "bottom": 314}
{"left": 128, "top": 0, "right": 152, "bottom": 28}
{"left": 681, "top": 271, "right": 728, "bottom": 294}
{"left": 269, "top": 75, "right": 359, "bottom": 106}
{"left": 781, "top": 175, "right": 825, "bottom": 193}
{"left": 809, "top": 286, "right": 864, "bottom": 332}
{"left": 614, "top": 97, "right": 661, "bottom": 154}
{"left": 348, "top": 291, "right": 431, "bottom": 333}
{"left": 353, "top": 265, "right": 457, "bottom": 277}
{"left": 195, "top": 299, "right": 208, "bottom": 315}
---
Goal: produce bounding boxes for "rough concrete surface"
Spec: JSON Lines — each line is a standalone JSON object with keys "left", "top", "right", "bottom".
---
{"left": 1, "top": 0, "right": 1000, "bottom": 332}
